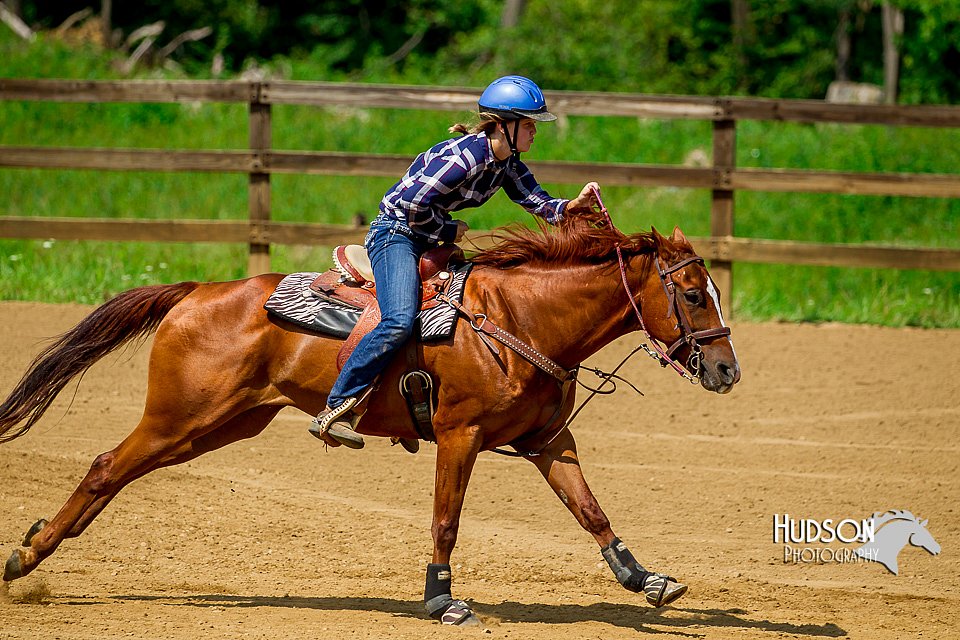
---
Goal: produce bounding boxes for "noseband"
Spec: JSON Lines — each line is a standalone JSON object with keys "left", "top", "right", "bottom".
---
{"left": 595, "top": 187, "right": 731, "bottom": 384}
{"left": 653, "top": 254, "right": 733, "bottom": 379}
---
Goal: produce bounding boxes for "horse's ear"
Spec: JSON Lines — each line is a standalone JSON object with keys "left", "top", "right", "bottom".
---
{"left": 651, "top": 226, "right": 676, "bottom": 255}
{"left": 650, "top": 227, "right": 680, "bottom": 260}
{"left": 670, "top": 226, "right": 693, "bottom": 250}
{"left": 921, "top": 519, "right": 928, "bottom": 527}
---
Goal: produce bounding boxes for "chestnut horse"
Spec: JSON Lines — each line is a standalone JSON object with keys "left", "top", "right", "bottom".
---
{"left": 0, "top": 212, "right": 739, "bottom": 625}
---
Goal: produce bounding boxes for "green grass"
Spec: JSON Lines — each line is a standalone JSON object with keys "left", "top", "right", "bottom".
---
{"left": 1, "top": 29, "right": 958, "bottom": 326}
{"left": 734, "top": 264, "right": 960, "bottom": 327}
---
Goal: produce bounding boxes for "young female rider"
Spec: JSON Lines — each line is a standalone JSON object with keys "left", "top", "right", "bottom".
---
{"left": 311, "top": 75, "right": 601, "bottom": 450}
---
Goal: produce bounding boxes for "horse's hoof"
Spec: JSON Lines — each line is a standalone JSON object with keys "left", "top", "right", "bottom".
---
{"left": 437, "top": 600, "right": 481, "bottom": 626}
{"left": 3, "top": 549, "right": 25, "bottom": 582}
{"left": 22, "top": 519, "right": 48, "bottom": 547}
{"left": 452, "top": 612, "right": 481, "bottom": 627}
{"left": 643, "top": 573, "right": 688, "bottom": 607}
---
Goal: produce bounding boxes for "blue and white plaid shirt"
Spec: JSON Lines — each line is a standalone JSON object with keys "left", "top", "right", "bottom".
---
{"left": 379, "top": 131, "right": 567, "bottom": 244}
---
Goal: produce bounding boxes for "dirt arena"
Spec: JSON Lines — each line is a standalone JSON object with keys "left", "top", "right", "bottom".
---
{"left": 0, "top": 301, "right": 956, "bottom": 639}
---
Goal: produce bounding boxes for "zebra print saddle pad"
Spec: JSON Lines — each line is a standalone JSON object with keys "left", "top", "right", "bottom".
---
{"left": 263, "top": 262, "right": 473, "bottom": 341}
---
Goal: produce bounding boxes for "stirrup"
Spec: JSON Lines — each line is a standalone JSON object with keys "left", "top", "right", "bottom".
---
{"left": 309, "top": 397, "right": 364, "bottom": 449}
{"left": 642, "top": 573, "right": 687, "bottom": 607}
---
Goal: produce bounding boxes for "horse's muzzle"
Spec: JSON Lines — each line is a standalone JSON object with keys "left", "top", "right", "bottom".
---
{"left": 700, "top": 353, "right": 740, "bottom": 394}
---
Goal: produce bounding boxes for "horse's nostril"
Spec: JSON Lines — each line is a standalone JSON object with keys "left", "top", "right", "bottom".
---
{"left": 717, "top": 362, "right": 735, "bottom": 384}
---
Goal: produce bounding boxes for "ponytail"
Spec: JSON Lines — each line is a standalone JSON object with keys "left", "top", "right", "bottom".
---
{"left": 448, "top": 114, "right": 503, "bottom": 136}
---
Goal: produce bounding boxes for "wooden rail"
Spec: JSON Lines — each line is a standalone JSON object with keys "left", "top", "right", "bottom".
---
{"left": 3, "top": 216, "right": 956, "bottom": 273}
{"left": 3, "top": 148, "right": 959, "bottom": 197}
{"left": 3, "top": 78, "right": 960, "bottom": 313}
{"left": 5, "top": 79, "right": 960, "bottom": 125}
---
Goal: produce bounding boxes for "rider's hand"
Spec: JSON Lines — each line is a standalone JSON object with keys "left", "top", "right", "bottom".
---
{"left": 567, "top": 182, "right": 601, "bottom": 215}
{"left": 454, "top": 220, "right": 469, "bottom": 242}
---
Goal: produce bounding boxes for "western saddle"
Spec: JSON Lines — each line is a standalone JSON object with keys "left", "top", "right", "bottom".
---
{"left": 309, "top": 243, "right": 464, "bottom": 370}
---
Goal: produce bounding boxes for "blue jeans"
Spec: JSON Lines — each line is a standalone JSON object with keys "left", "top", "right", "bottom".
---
{"left": 327, "top": 217, "right": 428, "bottom": 409}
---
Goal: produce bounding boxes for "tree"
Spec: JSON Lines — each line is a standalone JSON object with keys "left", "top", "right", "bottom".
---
{"left": 101, "top": 0, "right": 111, "bottom": 46}
{"left": 730, "top": 0, "right": 755, "bottom": 91}
{"left": 501, "top": 0, "right": 526, "bottom": 29}
{"left": 881, "top": 1, "right": 904, "bottom": 103}
{"left": 836, "top": 2, "right": 852, "bottom": 81}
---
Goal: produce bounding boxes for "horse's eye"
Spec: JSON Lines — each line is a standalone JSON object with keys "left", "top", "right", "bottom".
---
{"left": 683, "top": 289, "right": 703, "bottom": 306}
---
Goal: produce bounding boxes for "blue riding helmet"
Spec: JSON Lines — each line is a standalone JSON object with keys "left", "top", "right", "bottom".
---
{"left": 478, "top": 75, "right": 557, "bottom": 122}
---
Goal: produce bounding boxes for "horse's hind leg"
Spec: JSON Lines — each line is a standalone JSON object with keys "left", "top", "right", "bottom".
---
{"left": 5, "top": 406, "right": 279, "bottom": 582}
{"left": 64, "top": 405, "right": 282, "bottom": 539}
{"left": 4, "top": 424, "right": 171, "bottom": 582}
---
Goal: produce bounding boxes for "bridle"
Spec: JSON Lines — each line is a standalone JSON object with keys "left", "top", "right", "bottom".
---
{"left": 595, "top": 186, "right": 731, "bottom": 384}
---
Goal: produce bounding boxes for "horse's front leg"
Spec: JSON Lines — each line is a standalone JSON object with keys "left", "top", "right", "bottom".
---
{"left": 526, "top": 427, "right": 688, "bottom": 607}
{"left": 424, "top": 425, "right": 483, "bottom": 626}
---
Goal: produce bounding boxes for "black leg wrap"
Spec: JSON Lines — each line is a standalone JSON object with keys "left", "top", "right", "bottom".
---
{"left": 601, "top": 537, "right": 651, "bottom": 593}
{"left": 424, "top": 563, "right": 453, "bottom": 613}
{"left": 423, "top": 563, "right": 478, "bottom": 626}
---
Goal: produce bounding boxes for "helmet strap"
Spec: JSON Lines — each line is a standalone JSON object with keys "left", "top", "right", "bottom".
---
{"left": 500, "top": 120, "right": 520, "bottom": 161}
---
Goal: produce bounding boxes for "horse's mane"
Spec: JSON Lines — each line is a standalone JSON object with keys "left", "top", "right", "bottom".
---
{"left": 871, "top": 510, "right": 918, "bottom": 529}
{"left": 470, "top": 210, "right": 659, "bottom": 269}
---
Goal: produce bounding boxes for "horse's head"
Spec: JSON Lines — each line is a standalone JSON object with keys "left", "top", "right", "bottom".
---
{"left": 909, "top": 518, "right": 941, "bottom": 556}
{"left": 633, "top": 226, "right": 741, "bottom": 394}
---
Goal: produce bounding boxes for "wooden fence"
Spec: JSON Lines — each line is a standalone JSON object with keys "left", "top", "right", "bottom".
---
{"left": 2, "top": 78, "right": 960, "bottom": 313}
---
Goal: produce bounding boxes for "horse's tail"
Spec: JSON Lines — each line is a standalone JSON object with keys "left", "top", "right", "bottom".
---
{"left": 0, "top": 282, "right": 200, "bottom": 443}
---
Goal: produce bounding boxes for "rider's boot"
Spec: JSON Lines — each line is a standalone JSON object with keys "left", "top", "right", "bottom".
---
{"left": 390, "top": 437, "right": 420, "bottom": 454}
{"left": 309, "top": 397, "right": 364, "bottom": 449}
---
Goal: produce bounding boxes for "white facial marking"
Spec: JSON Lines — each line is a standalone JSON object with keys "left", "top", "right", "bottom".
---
{"left": 706, "top": 276, "right": 738, "bottom": 362}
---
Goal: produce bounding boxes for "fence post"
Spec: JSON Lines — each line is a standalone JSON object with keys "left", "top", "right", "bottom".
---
{"left": 248, "top": 82, "right": 271, "bottom": 276}
{"left": 711, "top": 118, "right": 736, "bottom": 316}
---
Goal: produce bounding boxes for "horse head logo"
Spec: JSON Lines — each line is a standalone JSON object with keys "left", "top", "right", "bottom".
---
{"left": 854, "top": 510, "right": 940, "bottom": 575}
